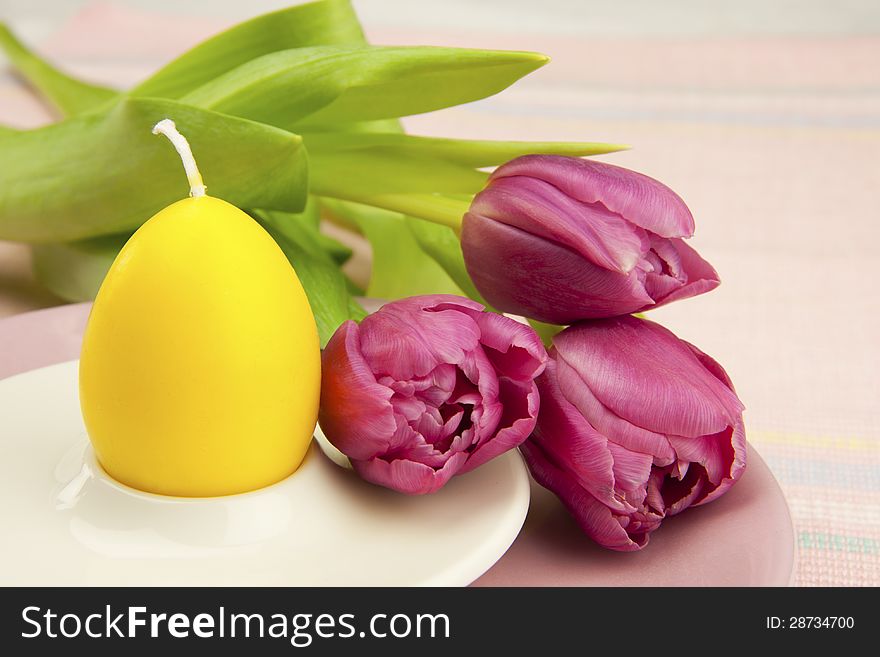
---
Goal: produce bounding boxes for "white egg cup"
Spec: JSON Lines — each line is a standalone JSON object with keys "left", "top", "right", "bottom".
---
{"left": 1, "top": 361, "right": 530, "bottom": 586}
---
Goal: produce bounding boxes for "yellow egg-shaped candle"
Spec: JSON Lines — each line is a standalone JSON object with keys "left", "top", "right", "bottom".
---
{"left": 79, "top": 119, "right": 320, "bottom": 497}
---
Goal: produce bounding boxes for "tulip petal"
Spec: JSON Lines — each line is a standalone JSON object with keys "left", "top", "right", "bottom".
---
{"left": 668, "top": 429, "right": 734, "bottom": 487}
{"left": 646, "top": 234, "right": 686, "bottom": 280}
{"left": 554, "top": 316, "right": 745, "bottom": 438}
{"left": 607, "top": 441, "right": 654, "bottom": 502}
{"left": 618, "top": 507, "right": 664, "bottom": 542}
{"left": 462, "top": 213, "right": 653, "bottom": 323}
{"left": 680, "top": 340, "right": 747, "bottom": 502}
{"left": 450, "top": 303, "right": 548, "bottom": 381}
{"left": 491, "top": 154, "right": 695, "bottom": 239}
{"left": 415, "top": 406, "right": 462, "bottom": 446}
{"left": 554, "top": 351, "right": 676, "bottom": 463}
{"left": 644, "top": 468, "right": 667, "bottom": 515}
{"left": 683, "top": 339, "right": 737, "bottom": 392}
{"left": 528, "top": 361, "right": 629, "bottom": 511}
{"left": 386, "top": 414, "right": 443, "bottom": 463}
{"left": 358, "top": 295, "right": 482, "bottom": 380}
{"left": 471, "top": 175, "right": 648, "bottom": 273}
{"left": 319, "top": 321, "right": 397, "bottom": 460}
{"left": 521, "top": 440, "right": 647, "bottom": 551}
{"left": 640, "top": 238, "right": 720, "bottom": 310}
{"left": 460, "top": 377, "right": 539, "bottom": 473}
{"left": 353, "top": 450, "right": 469, "bottom": 495}
{"left": 660, "top": 463, "right": 708, "bottom": 516}
{"left": 458, "top": 347, "right": 503, "bottom": 444}
{"left": 695, "top": 418, "right": 747, "bottom": 505}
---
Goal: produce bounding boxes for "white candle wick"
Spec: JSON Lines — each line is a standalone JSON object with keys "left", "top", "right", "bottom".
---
{"left": 152, "top": 118, "right": 207, "bottom": 198}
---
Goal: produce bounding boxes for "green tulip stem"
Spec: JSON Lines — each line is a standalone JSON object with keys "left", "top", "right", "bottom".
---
{"left": 347, "top": 193, "right": 470, "bottom": 231}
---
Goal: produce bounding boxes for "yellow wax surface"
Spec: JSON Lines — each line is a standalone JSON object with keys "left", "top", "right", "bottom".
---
{"left": 79, "top": 196, "right": 321, "bottom": 497}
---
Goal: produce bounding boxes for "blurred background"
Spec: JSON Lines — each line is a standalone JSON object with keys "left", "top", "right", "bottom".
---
{"left": 1, "top": 0, "right": 878, "bottom": 586}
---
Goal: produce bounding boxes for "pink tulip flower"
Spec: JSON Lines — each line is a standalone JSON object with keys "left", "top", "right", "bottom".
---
{"left": 520, "top": 315, "right": 746, "bottom": 550}
{"left": 461, "top": 155, "right": 720, "bottom": 324}
{"left": 320, "top": 295, "right": 547, "bottom": 494}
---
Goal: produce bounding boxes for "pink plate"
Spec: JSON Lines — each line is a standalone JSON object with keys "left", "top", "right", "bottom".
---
{"left": 0, "top": 303, "right": 794, "bottom": 586}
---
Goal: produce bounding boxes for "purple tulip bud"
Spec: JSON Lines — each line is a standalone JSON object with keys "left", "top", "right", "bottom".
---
{"left": 320, "top": 295, "right": 547, "bottom": 494}
{"left": 520, "top": 315, "right": 746, "bottom": 550}
{"left": 461, "top": 155, "right": 720, "bottom": 324}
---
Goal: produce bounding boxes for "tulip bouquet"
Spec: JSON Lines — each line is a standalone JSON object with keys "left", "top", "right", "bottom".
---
{"left": 0, "top": 0, "right": 746, "bottom": 551}
{"left": 319, "top": 159, "right": 745, "bottom": 551}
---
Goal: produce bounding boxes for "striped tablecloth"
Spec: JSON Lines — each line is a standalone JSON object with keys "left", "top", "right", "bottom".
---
{"left": 1, "top": 0, "right": 878, "bottom": 586}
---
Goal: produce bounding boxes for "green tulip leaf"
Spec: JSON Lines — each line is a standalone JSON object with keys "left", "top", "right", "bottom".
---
{"left": 528, "top": 319, "right": 565, "bottom": 347}
{"left": 253, "top": 199, "right": 353, "bottom": 267}
{"left": 304, "top": 132, "right": 628, "bottom": 166}
{"left": 0, "top": 97, "right": 307, "bottom": 243}
{"left": 405, "top": 217, "right": 490, "bottom": 307}
{"left": 321, "top": 199, "right": 463, "bottom": 300}
{"left": 0, "top": 23, "right": 117, "bottom": 116}
{"left": 1, "top": 0, "right": 368, "bottom": 117}
{"left": 31, "top": 234, "right": 129, "bottom": 301}
{"left": 253, "top": 209, "right": 365, "bottom": 346}
{"left": 348, "top": 296, "right": 368, "bottom": 321}
{"left": 132, "top": 0, "right": 367, "bottom": 99}
{"left": 306, "top": 132, "right": 629, "bottom": 200}
{"left": 182, "top": 46, "right": 548, "bottom": 130}
{"left": 321, "top": 233, "right": 354, "bottom": 266}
